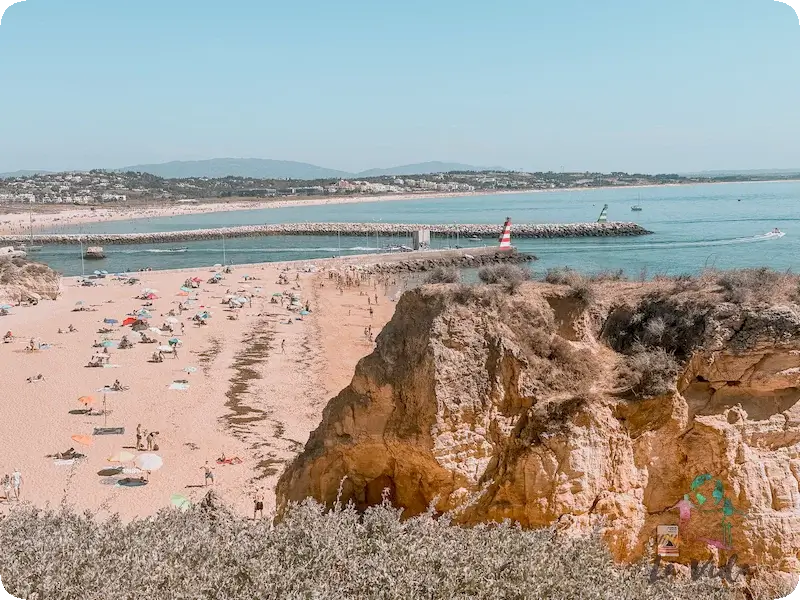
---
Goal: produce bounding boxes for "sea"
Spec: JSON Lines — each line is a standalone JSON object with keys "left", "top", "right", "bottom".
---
{"left": 28, "top": 181, "right": 799, "bottom": 277}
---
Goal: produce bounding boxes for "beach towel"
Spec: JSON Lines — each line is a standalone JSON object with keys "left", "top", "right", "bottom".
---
{"left": 169, "top": 382, "right": 190, "bottom": 391}
{"left": 53, "top": 459, "right": 76, "bottom": 467}
{"left": 93, "top": 427, "right": 125, "bottom": 436}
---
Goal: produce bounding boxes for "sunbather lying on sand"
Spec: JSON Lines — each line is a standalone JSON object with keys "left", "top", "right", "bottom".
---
{"left": 47, "top": 448, "right": 85, "bottom": 460}
{"left": 27, "top": 374, "right": 45, "bottom": 383}
{"left": 217, "top": 453, "right": 243, "bottom": 465}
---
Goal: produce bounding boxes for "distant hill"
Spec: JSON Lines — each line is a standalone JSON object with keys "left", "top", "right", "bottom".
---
{"left": 356, "top": 162, "right": 499, "bottom": 177}
{"left": 0, "top": 169, "right": 53, "bottom": 179}
{"left": 1, "top": 159, "right": 507, "bottom": 180}
{"left": 115, "top": 158, "right": 351, "bottom": 180}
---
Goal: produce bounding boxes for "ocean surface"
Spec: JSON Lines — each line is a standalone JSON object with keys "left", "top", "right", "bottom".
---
{"left": 31, "top": 181, "right": 799, "bottom": 277}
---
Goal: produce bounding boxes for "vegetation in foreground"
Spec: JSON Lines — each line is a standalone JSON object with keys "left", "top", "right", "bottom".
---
{"left": 0, "top": 495, "right": 784, "bottom": 600}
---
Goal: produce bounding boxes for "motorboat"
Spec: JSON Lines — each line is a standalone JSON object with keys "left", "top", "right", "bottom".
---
{"left": 630, "top": 205, "right": 643, "bottom": 211}
{"left": 166, "top": 247, "right": 189, "bottom": 253}
{"left": 766, "top": 228, "right": 785, "bottom": 239}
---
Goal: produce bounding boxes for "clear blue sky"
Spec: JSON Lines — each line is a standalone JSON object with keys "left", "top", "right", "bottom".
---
{"left": 0, "top": 0, "right": 798, "bottom": 173}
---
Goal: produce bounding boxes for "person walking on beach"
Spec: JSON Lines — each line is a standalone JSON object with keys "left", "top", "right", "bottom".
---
{"left": 11, "top": 468, "right": 22, "bottom": 501}
{"left": 146, "top": 431, "right": 156, "bottom": 451}
{"left": 281, "top": 339, "right": 285, "bottom": 354}
{"left": 253, "top": 489, "right": 264, "bottom": 519}
{"left": 2, "top": 473, "right": 10, "bottom": 503}
{"left": 135, "top": 424, "right": 143, "bottom": 450}
{"left": 201, "top": 461, "right": 215, "bottom": 486}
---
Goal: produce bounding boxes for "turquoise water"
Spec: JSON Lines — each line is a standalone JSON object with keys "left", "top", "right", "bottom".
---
{"left": 35, "top": 181, "right": 799, "bottom": 276}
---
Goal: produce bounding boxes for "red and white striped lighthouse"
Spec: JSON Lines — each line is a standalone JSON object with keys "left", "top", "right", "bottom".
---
{"left": 498, "top": 217, "right": 512, "bottom": 249}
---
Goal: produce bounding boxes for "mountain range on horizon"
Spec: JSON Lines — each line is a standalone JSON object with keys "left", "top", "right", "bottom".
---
{"left": 0, "top": 159, "right": 502, "bottom": 180}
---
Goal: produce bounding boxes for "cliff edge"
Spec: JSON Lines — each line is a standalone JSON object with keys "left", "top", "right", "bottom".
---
{"left": 277, "top": 270, "right": 800, "bottom": 574}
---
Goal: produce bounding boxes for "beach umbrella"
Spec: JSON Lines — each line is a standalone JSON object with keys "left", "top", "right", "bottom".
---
{"left": 272, "top": 293, "right": 283, "bottom": 297}
{"left": 122, "top": 317, "right": 136, "bottom": 326}
{"left": 127, "top": 331, "right": 142, "bottom": 342}
{"left": 142, "top": 288, "right": 158, "bottom": 294}
{"left": 168, "top": 338, "right": 181, "bottom": 346}
{"left": 78, "top": 395, "right": 95, "bottom": 407}
{"left": 108, "top": 450, "right": 135, "bottom": 463}
{"left": 75, "top": 300, "right": 85, "bottom": 306}
{"left": 180, "top": 286, "right": 191, "bottom": 292}
{"left": 100, "top": 340, "right": 116, "bottom": 348}
{"left": 71, "top": 434, "right": 93, "bottom": 447}
{"left": 135, "top": 453, "right": 163, "bottom": 472}
{"left": 103, "top": 318, "right": 118, "bottom": 324}
{"left": 300, "top": 310, "right": 310, "bottom": 315}
{"left": 171, "top": 493, "right": 192, "bottom": 511}
{"left": 184, "top": 366, "right": 197, "bottom": 374}
{"left": 93, "top": 270, "right": 102, "bottom": 276}
{"left": 0, "top": 304, "right": 11, "bottom": 310}
{"left": 100, "top": 270, "right": 109, "bottom": 275}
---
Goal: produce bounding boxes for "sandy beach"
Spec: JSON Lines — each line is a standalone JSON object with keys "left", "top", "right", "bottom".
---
{"left": 0, "top": 256, "right": 400, "bottom": 520}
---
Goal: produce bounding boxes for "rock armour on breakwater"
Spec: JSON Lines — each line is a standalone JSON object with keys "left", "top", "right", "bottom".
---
{"left": 356, "top": 250, "right": 534, "bottom": 275}
{"left": 0, "top": 222, "right": 651, "bottom": 245}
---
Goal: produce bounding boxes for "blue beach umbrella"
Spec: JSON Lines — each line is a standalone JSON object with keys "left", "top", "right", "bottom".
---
{"left": 0, "top": 304, "right": 12, "bottom": 310}
{"left": 101, "top": 340, "right": 117, "bottom": 348}
{"left": 300, "top": 310, "right": 310, "bottom": 315}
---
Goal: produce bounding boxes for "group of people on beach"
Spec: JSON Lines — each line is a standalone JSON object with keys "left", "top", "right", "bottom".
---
{"left": 1, "top": 469, "right": 23, "bottom": 503}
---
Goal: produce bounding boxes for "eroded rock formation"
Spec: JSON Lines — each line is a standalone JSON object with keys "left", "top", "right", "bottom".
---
{"left": 0, "top": 257, "right": 60, "bottom": 303}
{"left": 277, "top": 277, "right": 800, "bottom": 574}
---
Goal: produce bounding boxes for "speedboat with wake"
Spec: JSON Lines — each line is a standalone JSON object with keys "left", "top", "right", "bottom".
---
{"left": 766, "top": 228, "right": 785, "bottom": 239}
{"left": 166, "top": 247, "right": 189, "bottom": 253}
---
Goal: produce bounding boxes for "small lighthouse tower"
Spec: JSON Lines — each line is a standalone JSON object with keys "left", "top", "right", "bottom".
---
{"left": 498, "top": 217, "right": 512, "bottom": 250}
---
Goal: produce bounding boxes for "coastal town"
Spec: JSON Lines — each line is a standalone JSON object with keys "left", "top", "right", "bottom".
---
{"left": 0, "top": 167, "right": 789, "bottom": 206}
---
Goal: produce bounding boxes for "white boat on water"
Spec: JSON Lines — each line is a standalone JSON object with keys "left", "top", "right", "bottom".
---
{"left": 765, "top": 228, "right": 785, "bottom": 239}
{"left": 166, "top": 247, "right": 189, "bottom": 253}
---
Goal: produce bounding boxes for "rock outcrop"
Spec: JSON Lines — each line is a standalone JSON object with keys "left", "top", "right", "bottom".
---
{"left": 0, "top": 257, "right": 61, "bottom": 303}
{"left": 277, "top": 276, "right": 800, "bottom": 575}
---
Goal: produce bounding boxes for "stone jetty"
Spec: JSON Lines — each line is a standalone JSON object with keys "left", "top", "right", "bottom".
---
{"left": 0, "top": 221, "right": 650, "bottom": 246}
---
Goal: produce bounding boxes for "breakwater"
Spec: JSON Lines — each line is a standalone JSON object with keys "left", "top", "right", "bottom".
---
{"left": 335, "top": 247, "right": 535, "bottom": 275}
{"left": 0, "top": 222, "right": 650, "bottom": 246}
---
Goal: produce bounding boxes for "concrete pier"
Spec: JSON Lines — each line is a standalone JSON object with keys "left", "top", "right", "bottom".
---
{"left": 0, "top": 221, "right": 651, "bottom": 246}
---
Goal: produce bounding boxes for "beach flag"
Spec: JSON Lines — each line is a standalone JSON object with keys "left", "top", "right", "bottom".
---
{"left": 499, "top": 217, "right": 512, "bottom": 249}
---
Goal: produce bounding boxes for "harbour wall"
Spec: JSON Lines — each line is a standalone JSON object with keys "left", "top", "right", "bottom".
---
{"left": 0, "top": 221, "right": 651, "bottom": 245}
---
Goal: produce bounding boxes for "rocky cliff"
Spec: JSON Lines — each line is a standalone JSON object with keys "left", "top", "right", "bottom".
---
{"left": 277, "top": 272, "right": 800, "bottom": 575}
{"left": 0, "top": 257, "right": 61, "bottom": 303}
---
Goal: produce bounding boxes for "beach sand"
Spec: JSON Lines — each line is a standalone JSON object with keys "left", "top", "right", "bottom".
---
{"left": 0, "top": 257, "right": 399, "bottom": 520}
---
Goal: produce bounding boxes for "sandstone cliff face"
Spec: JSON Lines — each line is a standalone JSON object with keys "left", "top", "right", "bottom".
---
{"left": 0, "top": 258, "right": 61, "bottom": 303}
{"left": 277, "top": 280, "right": 800, "bottom": 573}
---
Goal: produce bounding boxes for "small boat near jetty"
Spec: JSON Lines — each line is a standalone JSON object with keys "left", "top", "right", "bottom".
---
{"left": 166, "top": 247, "right": 189, "bottom": 253}
{"left": 630, "top": 204, "right": 643, "bottom": 212}
{"left": 84, "top": 246, "right": 105, "bottom": 259}
{"left": 765, "top": 228, "right": 785, "bottom": 239}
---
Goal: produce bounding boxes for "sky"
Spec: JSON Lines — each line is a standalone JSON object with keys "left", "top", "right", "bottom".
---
{"left": 0, "top": 0, "right": 798, "bottom": 174}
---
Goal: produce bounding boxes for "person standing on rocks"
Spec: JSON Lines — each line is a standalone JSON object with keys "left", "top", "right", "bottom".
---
{"left": 253, "top": 489, "right": 264, "bottom": 519}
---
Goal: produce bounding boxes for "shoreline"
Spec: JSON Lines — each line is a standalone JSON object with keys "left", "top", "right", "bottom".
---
{"left": 0, "top": 179, "right": 794, "bottom": 235}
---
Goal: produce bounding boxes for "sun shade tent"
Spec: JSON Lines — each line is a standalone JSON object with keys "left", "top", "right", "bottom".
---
{"left": 135, "top": 453, "right": 163, "bottom": 471}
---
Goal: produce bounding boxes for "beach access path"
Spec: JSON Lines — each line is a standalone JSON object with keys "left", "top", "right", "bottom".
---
{"left": 0, "top": 256, "right": 398, "bottom": 520}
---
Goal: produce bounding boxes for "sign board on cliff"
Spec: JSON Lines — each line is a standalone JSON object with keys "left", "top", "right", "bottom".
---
{"left": 657, "top": 525, "right": 679, "bottom": 557}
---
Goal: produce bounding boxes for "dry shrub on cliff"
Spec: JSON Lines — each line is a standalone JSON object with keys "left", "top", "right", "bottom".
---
{"left": 477, "top": 264, "right": 532, "bottom": 293}
{"left": 715, "top": 267, "right": 796, "bottom": 305}
{"left": 616, "top": 343, "right": 680, "bottom": 399}
{"left": 424, "top": 266, "right": 461, "bottom": 284}
{"left": 0, "top": 497, "right": 753, "bottom": 600}
{"left": 543, "top": 268, "right": 596, "bottom": 305}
